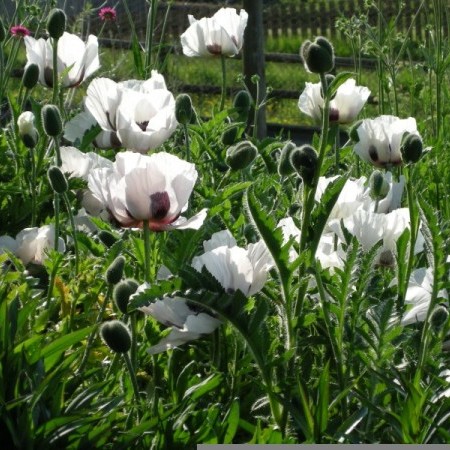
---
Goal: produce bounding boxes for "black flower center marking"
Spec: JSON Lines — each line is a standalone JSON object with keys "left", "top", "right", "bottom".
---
{"left": 150, "top": 191, "right": 170, "bottom": 220}
{"left": 368, "top": 145, "right": 379, "bottom": 162}
{"left": 44, "top": 67, "right": 54, "bottom": 87}
{"left": 137, "top": 121, "right": 149, "bottom": 131}
{"left": 206, "top": 44, "right": 222, "bottom": 55}
{"left": 329, "top": 108, "right": 339, "bottom": 122}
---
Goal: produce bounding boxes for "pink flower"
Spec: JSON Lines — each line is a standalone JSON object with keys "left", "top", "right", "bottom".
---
{"left": 10, "top": 25, "right": 31, "bottom": 38}
{"left": 99, "top": 7, "right": 117, "bottom": 21}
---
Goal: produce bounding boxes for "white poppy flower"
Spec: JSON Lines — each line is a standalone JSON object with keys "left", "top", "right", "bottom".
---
{"left": 139, "top": 296, "right": 221, "bottom": 354}
{"left": 24, "top": 32, "right": 99, "bottom": 88}
{"left": 299, "top": 78, "right": 370, "bottom": 124}
{"left": 192, "top": 234, "right": 273, "bottom": 297}
{"left": 60, "top": 146, "right": 112, "bottom": 180}
{"left": 181, "top": 7, "right": 248, "bottom": 57}
{"left": 354, "top": 115, "right": 420, "bottom": 168}
{"left": 13, "top": 225, "right": 65, "bottom": 265}
{"left": 88, "top": 151, "right": 206, "bottom": 230}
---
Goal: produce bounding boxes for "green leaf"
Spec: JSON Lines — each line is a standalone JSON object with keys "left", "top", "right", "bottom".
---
{"left": 223, "top": 398, "right": 240, "bottom": 443}
{"left": 128, "top": 278, "right": 184, "bottom": 311}
{"left": 327, "top": 72, "right": 356, "bottom": 99}
{"left": 183, "top": 373, "right": 223, "bottom": 401}
{"left": 316, "top": 360, "right": 330, "bottom": 433}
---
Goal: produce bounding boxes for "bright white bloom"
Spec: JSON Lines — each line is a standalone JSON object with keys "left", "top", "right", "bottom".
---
{"left": 17, "top": 111, "right": 38, "bottom": 143}
{"left": 60, "top": 146, "right": 112, "bottom": 180}
{"left": 88, "top": 151, "right": 207, "bottom": 230}
{"left": 85, "top": 71, "right": 178, "bottom": 153}
{"left": 299, "top": 78, "right": 370, "bottom": 124}
{"left": 1, "top": 225, "right": 65, "bottom": 265}
{"left": 354, "top": 115, "right": 420, "bottom": 168}
{"left": 24, "top": 32, "right": 99, "bottom": 88}
{"left": 181, "top": 7, "right": 248, "bottom": 57}
{"left": 139, "top": 295, "right": 221, "bottom": 354}
{"left": 192, "top": 231, "right": 273, "bottom": 296}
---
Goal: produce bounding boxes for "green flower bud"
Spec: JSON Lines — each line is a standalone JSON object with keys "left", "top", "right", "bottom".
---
{"left": 22, "top": 63, "right": 40, "bottom": 90}
{"left": 290, "top": 145, "right": 318, "bottom": 187}
{"left": 430, "top": 305, "right": 449, "bottom": 333}
{"left": 98, "top": 230, "right": 118, "bottom": 248}
{"left": 232, "top": 90, "right": 252, "bottom": 122}
{"left": 348, "top": 119, "right": 363, "bottom": 143}
{"left": 225, "top": 140, "right": 258, "bottom": 171}
{"left": 47, "top": 8, "right": 66, "bottom": 39}
{"left": 47, "top": 165, "right": 68, "bottom": 194}
{"left": 221, "top": 125, "right": 239, "bottom": 146}
{"left": 0, "top": 18, "right": 5, "bottom": 43}
{"left": 41, "top": 104, "right": 63, "bottom": 137}
{"left": 175, "top": 93, "right": 194, "bottom": 125}
{"left": 105, "top": 255, "right": 125, "bottom": 285}
{"left": 369, "top": 170, "right": 389, "bottom": 200}
{"left": 100, "top": 320, "right": 131, "bottom": 353}
{"left": 401, "top": 132, "right": 423, "bottom": 164}
{"left": 17, "top": 111, "right": 39, "bottom": 148}
{"left": 300, "top": 36, "right": 335, "bottom": 74}
{"left": 278, "top": 141, "right": 297, "bottom": 177}
{"left": 113, "top": 278, "right": 139, "bottom": 314}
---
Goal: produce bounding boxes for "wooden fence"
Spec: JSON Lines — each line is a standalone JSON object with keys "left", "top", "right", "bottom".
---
{"left": 96, "top": 0, "right": 437, "bottom": 43}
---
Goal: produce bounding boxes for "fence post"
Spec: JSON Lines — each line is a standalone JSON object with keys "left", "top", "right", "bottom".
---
{"left": 243, "top": 0, "right": 267, "bottom": 139}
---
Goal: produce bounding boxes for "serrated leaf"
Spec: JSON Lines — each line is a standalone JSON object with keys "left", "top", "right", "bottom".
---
{"left": 128, "top": 278, "right": 184, "bottom": 311}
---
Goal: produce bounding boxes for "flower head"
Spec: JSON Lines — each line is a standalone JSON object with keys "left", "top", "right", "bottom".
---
{"left": 88, "top": 151, "right": 206, "bottom": 231}
{"left": 353, "top": 115, "right": 421, "bottom": 168}
{"left": 24, "top": 32, "right": 99, "bottom": 88}
{"left": 181, "top": 7, "right": 248, "bottom": 57}
{"left": 10, "top": 25, "right": 31, "bottom": 38}
{"left": 99, "top": 7, "right": 117, "bottom": 21}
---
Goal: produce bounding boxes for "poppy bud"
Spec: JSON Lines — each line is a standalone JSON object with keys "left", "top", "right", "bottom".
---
{"left": 225, "top": 140, "right": 257, "bottom": 170}
{"left": 278, "top": 141, "right": 296, "bottom": 177}
{"left": 431, "top": 305, "right": 449, "bottom": 333}
{"left": 175, "top": 93, "right": 194, "bottom": 125}
{"left": 17, "top": 111, "right": 39, "bottom": 148}
{"left": 100, "top": 320, "right": 131, "bottom": 353}
{"left": 47, "top": 8, "right": 66, "bottom": 39}
{"left": 348, "top": 119, "right": 363, "bottom": 143}
{"left": 300, "top": 36, "right": 334, "bottom": 74}
{"left": 47, "top": 165, "right": 68, "bottom": 194}
{"left": 113, "top": 278, "right": 139, "bottom": 314}
{"left": 98, "top": 230, "right": 118, "bottom": 248}
{"left": 22, "top": 63, "right": 40, "bottom": 90}
{"left": 41, "top": 104, "right": 63, "bottom": 137}
{"left": 401, "top": 132, "right": 423, "bottom": 164}
{"left": 0, "top": 18, "right": 5, "bottom": 43}
{"left": 221, "top": 125, "right": 239, "bottom": 146}
{"left": 105, "top": 255, "right": 125, "bottom": 285}
{"left": 233, "top": 90, "right": 251, "bottom": 122}
{"left": 369, "top": 170, "right": 389, "bottom": 200}
{"left": 290, "top": 145, "right": 318, "bottom": 187}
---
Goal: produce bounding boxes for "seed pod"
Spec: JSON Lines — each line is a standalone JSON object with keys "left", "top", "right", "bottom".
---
{"left": 47, "top": 165, "right": 68, "bottom": 194}
{"left": 225, "top": 140, "right": 258, "bottom": 170}
{"left": 100, "top": 320, "right": 131, "bottom": 353}
{"left": 105, "top": 255, "right": 125, "bottom": 285}
{"left": 47, "top": 8, "right": 66, "bottom": 39}
{"left": 41, "top": 104, "right": 63, "bottom": 137}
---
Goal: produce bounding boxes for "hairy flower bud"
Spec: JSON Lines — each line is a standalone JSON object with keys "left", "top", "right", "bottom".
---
{"left": 98, "top": 230, "right": 118, "bottom": 248}
{"left": 369, "top": 170, "right": 389, "bottom": 200}
{"left": 47, "top": 8, "right": 66, "bottom": 39}
{"left": 41, "top": 104, "right": 63, "bottom": 137}
{"left": 221, "top": 125, "right": 239, "bottom": 146}
{"left": 278, "top": 141, "right": 297, "bottom": 177}
{"left": 300, "top": 36, "right": 335, "bottom": 74}
{"left": 100, "top": 320, "right": 131, "bottom": 353}
{"left": 431, "top": 305, "right": 449, "bottom": 333}
{"left": 225, "top": 140, "right": 258, "bottom": 170}
{"left": 290, "top": 145, "right": 318, "bottom": 187}
{"left": 175, "top": 93, "right": 194, "bottom": 125}
{"left": 233, "top": 90, "right": 252, "bottom": 122}
{"left": 105, "top": 255, "right": 125, "bottom": 285}
{"left": 17, "top": 111, "right": 38, "bottom": 148}
{"left": 401, "top": 132, "right": 423, "bottom": 164}
{"left": 113, "top": 278, "right": 139, "bottom": 314}
{"left": 47, "top": 165, "right": 68, "bottom": 194}
{"left": 22, "top": 63, "right": 40, "bottom": 90}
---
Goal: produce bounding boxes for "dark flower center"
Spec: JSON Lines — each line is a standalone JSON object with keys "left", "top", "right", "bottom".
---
{"left": 206, "top": 44, "right": 222, "bottom": 55}
{"left": 150, "top": 191, "right": 170, "bottom": 220}
{"left": 137, "top": 121, "right": 149, "bottom": 131}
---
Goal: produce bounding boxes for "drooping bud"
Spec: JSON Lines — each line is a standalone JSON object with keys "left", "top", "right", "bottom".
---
{"left": 300, "top": 36, "right": 334, "bottom": 74}
{"left": 47, "top": 165, "right": 68, "bottom": 194}
{"left": 401, "top": 132, "right": 423, "bottom": 164}
{"left": 278, "top": 141, "right": 297, "bottom": 177}
{"left": 369, "top": 170, "right": 389, "bottom": 200}
{"left": 41, "top": 104, "right": 63, "bottom": 137}
{"left": 221, "top": 125, "right": 239, "bottom": 146}
{"left": 17, "top": 111, "right": 39, "bottom": 148}
{"left": 431, "top": 305, "right": 449, "bottom": 333}
{"left": 348, "top": 119, "right": 363, "bottom": 143}
{"left": 232, "top": 90, "right": 252, "bottom": 122}
{"left": 47, "top": 8, "right": 66, "bottom": 39}
{"left": 22, "top": 63, "right": 40, "bottom": 90}
{"left": 175, "top": 93, "right": 194, "bottom": 125}
{"left": 105, "top": 255, "right": 125, "bottom": 285}
{"left": 225, "top": 140, "right": 258, "bottom": 170}
{"left": 290, "top": 144, "right": 318, "bottom": 187}
{"left": 98, "top": 230, "right": 118, "bottom": 248}
{"left": 100, "top": 320, "right": 131, "bottom": 353}
{"left": 113, "top": 278, "right": 139, "bottom": 314}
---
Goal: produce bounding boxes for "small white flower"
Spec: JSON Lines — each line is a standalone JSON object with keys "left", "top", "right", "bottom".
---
{"left": 60, "top": 146, "right": 112, "bottom": 180}
{"left": 299, "top": 78, "right": 370, "bottom": 124}
{"left": 354, "top": 115, "right": 420, "bottom": 168}
{"left": 181, "top": 7, "right": 248, "bottom": 57}
{"left": 24, "top": 32, "right": 99, "bottom": 88}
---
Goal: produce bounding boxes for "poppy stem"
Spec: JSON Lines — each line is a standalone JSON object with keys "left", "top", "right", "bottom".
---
{"left": 220, "top": 54, "right": 227, "bottom": 111}
{"left": 143, "top": 221, "right": 152, "bottom": 283}
{"left": 51, "top": 37, "right": 59, "bottom": 104}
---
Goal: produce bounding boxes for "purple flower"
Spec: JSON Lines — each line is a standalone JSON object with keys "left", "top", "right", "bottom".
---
{"left": 99, "top": 7, "right": 117, "bottom": 21}
{"left": 10, "top": 25, "right": 31, "bottom": 38}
